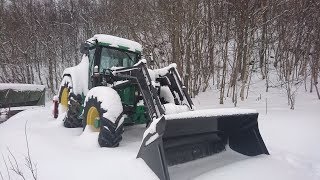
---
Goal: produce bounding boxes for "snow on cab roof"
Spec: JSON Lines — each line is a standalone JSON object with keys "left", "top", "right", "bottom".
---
{"left": 88, "top": 34, "right": 143, "bottom": 53}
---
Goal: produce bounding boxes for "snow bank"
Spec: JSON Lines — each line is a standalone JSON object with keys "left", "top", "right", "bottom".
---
{"left": 165, "top": 108, "right": 257, "bottom": 120}
{"left": 0, "top": 83, "right": 45, "bottom": 91}
{"left": 194, "top": 155, "right": 317, "bottom": 180}
{"left": 0, "top": 108, "right": 158, "bottom": 180}
{"left": 93, "top": 34, "right": 142, "bottom": 52}
{"left": 77, "top": 126, "right": 100, "bottom": 148}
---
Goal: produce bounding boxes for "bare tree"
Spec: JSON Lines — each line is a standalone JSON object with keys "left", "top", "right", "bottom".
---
{"left": 0, "top": 0, "right": 319, "bottom": 105}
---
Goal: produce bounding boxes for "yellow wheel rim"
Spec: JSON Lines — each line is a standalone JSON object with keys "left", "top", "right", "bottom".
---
{"left": 86, "top": 106, "right": 100, "bottom": 131}
{"left": 60, "top": 88, "right": 69, "bottom": 108}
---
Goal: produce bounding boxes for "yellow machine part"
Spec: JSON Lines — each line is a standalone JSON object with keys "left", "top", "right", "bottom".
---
{"left": 60, "top": 88, "right": 69, "bottom": 108}
{"left": 86, "top": 106, "right": 100, "bottom": 131}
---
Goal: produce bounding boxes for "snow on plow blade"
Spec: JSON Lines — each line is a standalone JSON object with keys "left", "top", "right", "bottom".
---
{"left": 137, "top": 109, "right": 269, "bottom": 180}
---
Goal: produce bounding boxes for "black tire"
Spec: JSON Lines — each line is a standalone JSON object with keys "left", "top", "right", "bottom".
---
{"left": 58, "top": 76, "right": 82, "bottom": 128}
{"left": 83, "top": 94, "right": 124, "bottom": 147}
{"left": 99, "top": 115, "right": 124, "bottom": 147}
{"left": 63, "top": 93, "right": 82, "bottom": 128}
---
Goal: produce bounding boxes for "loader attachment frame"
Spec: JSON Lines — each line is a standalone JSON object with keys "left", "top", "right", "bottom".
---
{"left": 109, "top": 61, "right": 269, "bottom": 180}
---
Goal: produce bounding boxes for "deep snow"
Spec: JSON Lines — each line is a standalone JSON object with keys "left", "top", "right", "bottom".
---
{"left": 0, "top": 79, "right": 320, "bottom": 180}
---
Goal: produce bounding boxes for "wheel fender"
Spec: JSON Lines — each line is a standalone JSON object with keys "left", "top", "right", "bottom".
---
{"left": 84, "top": 87, "right": 123, "bottom": 124}
{"left": 62, "top": 54, "right": 90, "bottom": 96}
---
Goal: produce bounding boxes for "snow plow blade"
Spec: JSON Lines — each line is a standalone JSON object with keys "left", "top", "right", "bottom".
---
{"left": 137, "top": 111, "right": 269, "bottom": 180}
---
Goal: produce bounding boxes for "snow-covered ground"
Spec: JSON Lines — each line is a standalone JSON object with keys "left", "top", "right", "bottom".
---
{"left": 0, "top": 79, "right": 320, "bottom": 180}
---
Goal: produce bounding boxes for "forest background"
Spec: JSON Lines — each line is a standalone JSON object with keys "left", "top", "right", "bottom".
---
{"left": 0, "top": 0, "right": 319, "bottom": 108}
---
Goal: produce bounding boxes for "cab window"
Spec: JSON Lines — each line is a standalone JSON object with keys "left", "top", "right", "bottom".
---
{"left": 99, "top": 47, "right": 137, "bottom": 72}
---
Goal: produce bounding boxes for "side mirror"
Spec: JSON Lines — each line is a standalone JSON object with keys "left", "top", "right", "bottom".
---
{"left": 80, "top": 43, "right": 90, "bottom": 55}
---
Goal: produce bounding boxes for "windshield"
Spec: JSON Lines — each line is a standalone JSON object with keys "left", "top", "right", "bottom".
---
{"left": 100, "top": 47, "right": 138, "bottom": 72}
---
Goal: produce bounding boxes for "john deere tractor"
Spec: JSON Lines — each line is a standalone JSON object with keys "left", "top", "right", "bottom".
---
{"left": 57, "top": 35, "right": 148, "bottom": 146}
{"left": 55, "top": 34, "right": 269, "bottom": 180}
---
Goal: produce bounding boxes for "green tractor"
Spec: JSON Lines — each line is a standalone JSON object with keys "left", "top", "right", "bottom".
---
{"left": 57, "top": 35, "right": 148, "bottom": 147}
{"left": 54, "top": 34, "right": 269, "bottom": 180}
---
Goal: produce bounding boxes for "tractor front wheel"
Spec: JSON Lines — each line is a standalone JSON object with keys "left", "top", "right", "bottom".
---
{"left": 83, "top": 87, "right": 124, "bottom": 147}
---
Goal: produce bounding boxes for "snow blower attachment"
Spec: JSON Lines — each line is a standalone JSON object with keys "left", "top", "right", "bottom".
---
{"left": 0, "top": 83, "right": 45, "bottom": 118}
{"left": 56, "top": 35, "right": 268, "bottom": 180}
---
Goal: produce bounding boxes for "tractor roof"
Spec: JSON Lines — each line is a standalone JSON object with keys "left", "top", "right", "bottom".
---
{"left": 87, "top": 34, "right": 143, "bottom": 53}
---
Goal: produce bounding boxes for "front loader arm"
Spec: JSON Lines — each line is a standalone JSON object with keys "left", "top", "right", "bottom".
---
{"left": 109, "top": 62, "right": 172, "bottom": 180}
{"left": 111, "top": 61, "right": 165, "bottom": 121}
{"left": 110, "top": 61, "right": 198, "bottom": 180}
{"left": 157, "top": 64, "right": 194, "bottom": 110}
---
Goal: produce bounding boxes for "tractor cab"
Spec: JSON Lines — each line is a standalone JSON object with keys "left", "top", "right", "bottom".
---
{"left": 80, "top": 34, "right": 146, "bottom": 125}
{"left": 80, "top": 34, "right": 142, "bottom": 88}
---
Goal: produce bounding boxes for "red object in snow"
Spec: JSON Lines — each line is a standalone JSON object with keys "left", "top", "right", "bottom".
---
{"left": 53, "top": 96, "right": 59, "bottom": 119}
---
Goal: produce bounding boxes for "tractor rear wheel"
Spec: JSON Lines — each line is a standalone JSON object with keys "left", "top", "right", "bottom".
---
{"left": 58, "top": 76, "right": 82, "bottom": 128}
{"left": 58, "top": 76, "right": 72, "bottom": 113}
{"left": 83, "top": 87, "right": 124, "bottom": 147}
{"left": 64, "top": 93, "right": 82, "bottom": 128}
